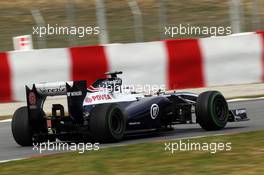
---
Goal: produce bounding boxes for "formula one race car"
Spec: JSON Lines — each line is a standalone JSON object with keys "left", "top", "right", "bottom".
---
{"left": 12, "top": 71, "right": 249, "bottom": 146}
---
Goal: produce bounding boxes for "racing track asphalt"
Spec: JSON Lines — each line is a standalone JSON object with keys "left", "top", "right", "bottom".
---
{"left": 0, "top": 99, "right": 263, "bottom": 162}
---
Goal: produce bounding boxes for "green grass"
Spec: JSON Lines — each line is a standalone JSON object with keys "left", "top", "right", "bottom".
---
{"left": 0, "top": 0, "right": 263, "bottom": 51}
{"left": 0, "top": 130, "right": 263, "bottom": 175}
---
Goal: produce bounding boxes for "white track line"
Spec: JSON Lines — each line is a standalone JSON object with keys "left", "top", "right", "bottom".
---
{"left": 0, "top": 158, "right": 26, "bottom": 163}
{"left": 0, "top": 119, "right": 11, "bottom": 123}
{"left": 169, "top": 133, "right": 226, "bottom": 141}
{"left": 227, "top": 96, "right": 264, "bottom": 102}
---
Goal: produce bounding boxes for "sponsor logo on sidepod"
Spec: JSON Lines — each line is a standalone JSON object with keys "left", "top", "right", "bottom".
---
{"left": 85, "top": 94, "right": 112, "bottom": 103}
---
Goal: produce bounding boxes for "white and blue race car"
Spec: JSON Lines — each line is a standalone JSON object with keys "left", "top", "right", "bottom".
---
{"left": 12, "top": 71, "right": 248, "bottom": 146}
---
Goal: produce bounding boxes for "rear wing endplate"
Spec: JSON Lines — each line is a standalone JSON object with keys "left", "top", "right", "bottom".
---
{"left": 25, "top": 81, "right": 87, "bottom": 124}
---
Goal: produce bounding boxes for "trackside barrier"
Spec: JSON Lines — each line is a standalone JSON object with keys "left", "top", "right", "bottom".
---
{"left": 0, "top": 31, "right": 264, "bottom": 102}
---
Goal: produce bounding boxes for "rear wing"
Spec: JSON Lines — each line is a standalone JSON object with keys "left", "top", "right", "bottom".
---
{"left": 25, "top": 81, "right": 87, "bottom": 123}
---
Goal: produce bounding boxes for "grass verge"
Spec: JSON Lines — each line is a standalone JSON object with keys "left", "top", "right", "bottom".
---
{"left": 0, "top": 130, "right": 263, "bottom": 175}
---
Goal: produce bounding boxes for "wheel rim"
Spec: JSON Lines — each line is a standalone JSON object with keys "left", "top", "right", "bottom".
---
{"left": 110, "top": 109, "right": 124, "bottom": 135}
{"left": 213, "top": 96, "right": 228, "bottom": 122}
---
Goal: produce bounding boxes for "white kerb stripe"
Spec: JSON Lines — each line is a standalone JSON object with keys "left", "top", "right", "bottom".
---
{"left": 105, "top": 41, "right": 167, "bottom": 88}
{"left": 9, "top": 48, "right": 71, "bottom": 101}
{"left": 200, "top": 34, "right": 263, "bottom": 86}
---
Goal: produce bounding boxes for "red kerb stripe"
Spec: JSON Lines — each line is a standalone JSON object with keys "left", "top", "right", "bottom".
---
{"left": 69, "top": 46, "right": 108, "bottom": 86}
{"left": 0, "top": 52, "right": 12, "bottom": 102}
{"left": 256, "top": 31, "right": 264, "bottom": 82}
{"left": 165, "top": 39, "right": 204, "bottom": 89}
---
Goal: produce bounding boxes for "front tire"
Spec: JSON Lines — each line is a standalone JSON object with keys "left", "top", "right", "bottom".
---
{"left": 89, "top": 104, "right": 126, "bottom": 142}
{"left": 195, "top": 91, "right": 229, "bottom": 131}
{"left": 11, "top": 106, "right": 33, "bottom": 146}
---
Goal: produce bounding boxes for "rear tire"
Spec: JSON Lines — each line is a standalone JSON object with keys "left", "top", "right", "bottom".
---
{"left": 195, "top": 91, "right": 229, "bottom": 131}
{"left": 89, "top": 104, "right": 126, "bottom": 142}
{"left": 11, "top": 106, "right": 33, "bottom": 146}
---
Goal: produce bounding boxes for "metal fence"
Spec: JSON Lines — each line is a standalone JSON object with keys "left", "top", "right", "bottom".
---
{"left": 0, "top": 0, "right": 263, "bottom": 51}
